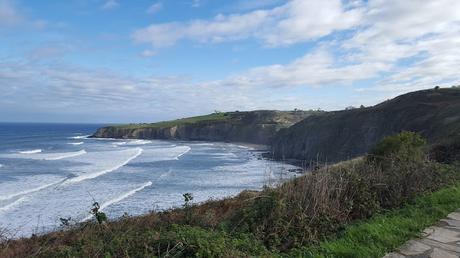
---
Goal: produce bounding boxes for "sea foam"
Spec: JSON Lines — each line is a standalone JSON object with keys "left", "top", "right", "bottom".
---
{"left": 0, "top": 180, "right": 63, "bottom": 201}
{"left": 19, "top": 149, "right": 42, "bottom": 154}
{"left": 69, "top": 135, "right": 90, "bottom": 139}
{"left": 64, "top": 148, "right": 143, "bottom": 184}
{"left": 127, "top": 140, "right": 152, "bottom": 145}
{"left": 80, "top": 181, "right": 152, "bottom": 222}
{"left": 0, "top": 197, "right": 27, "bottom": 213}
{"left": 5, "top": 150, "right": 87, "bottom": 161}
{"left": 175, "top": 146, "right": 191, "bottom": 160}
{"left": 67, "top": 142, "right": 84, "bottom": 146}
{"left": 44, "top": 150, "right": 87, "bottom": 161}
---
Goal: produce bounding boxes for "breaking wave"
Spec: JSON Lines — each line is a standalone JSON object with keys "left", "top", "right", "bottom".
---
{"left": 69, "top": 135, "right": 90, "bottom": 139}
{"left": 175, "top": 146, "right": 191, "bottom": 160}
{"left": 158, "top": 169, "right": 173, "bottom": 180}
{"left": 194, "top": 143, "right": 215, "bottom": 146}
{"left": 128, "top": 140, "right": 152, "bottom": 145}
{"left": 68, "top": 142, "right": 84, "bottom": 146}
{"left": 5, "top": 150, "right": 87, "bottom": 161}
{"left": 19, "top": 149, "right": 42, "bottom": 154}
{"left": 0, "top": 197, "right": 27, "bottom": 213}
{"left": 237, "top": 145, "right": 250, "bottom": 149}
{"left": 44, "top": 150, "right": 87, "bottom": 160}
{"left": 0, "top": 180, "right": 64, "bottom": 201}
{"left": 80, "top": 181, "right": 152, "bottom": 222}
{"left": 64, "top": 148, "right": 143, "bottom": 184}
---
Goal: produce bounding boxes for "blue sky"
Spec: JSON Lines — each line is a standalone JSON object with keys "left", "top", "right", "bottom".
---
{"left": 1, "top": 0, "right": 459, "bottom": 123}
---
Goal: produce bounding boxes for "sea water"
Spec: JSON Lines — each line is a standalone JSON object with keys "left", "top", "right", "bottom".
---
{"left": 0, "top": 123, "right": 298, "bottom": 237}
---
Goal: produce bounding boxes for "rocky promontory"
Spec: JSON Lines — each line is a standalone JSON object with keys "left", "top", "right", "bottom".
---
{"left": 92, "top": 110, "right": 317, "bottom": 145}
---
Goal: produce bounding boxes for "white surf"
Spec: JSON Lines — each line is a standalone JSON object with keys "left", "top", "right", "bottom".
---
{"left": 64, "top": 148, "right": 143, "bottom": 184}
{"left": 19, "top": 149, "right": 42, "bottom": 154}
{"left": 80, "top": 181, "right": 152, "bottom": 222}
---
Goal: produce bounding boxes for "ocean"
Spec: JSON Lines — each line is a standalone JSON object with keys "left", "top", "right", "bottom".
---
{"left": 0, "top": 123, "right": 298, "bottom": 237}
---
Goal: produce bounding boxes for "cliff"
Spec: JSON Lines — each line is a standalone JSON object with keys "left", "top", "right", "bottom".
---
{"left": 271, "top": 88, "right": 460, "bottom": 163}
{"left": 92, "top": 110, "right": 316, "bottom": 145}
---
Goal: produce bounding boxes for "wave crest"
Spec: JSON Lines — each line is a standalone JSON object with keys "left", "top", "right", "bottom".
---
{"left": 19, "top": 149, "right": 42, "bottom": 154}
{"left": 64, "top": 148, "right": 143, "bottom": 184}
{"left": 80, "top": 181, "right": 152, "bottom": 222}
{"left": 0, "top": 180, "right": 64, "bottom": 201}
{"left": 69, "top": 135, "right": 90, "bottom": 139}
{"left": 175, "top": 146, "right": 191, "bottom": 160}
{"left": 68, "top": 142, "right": 84, "bottom": 146}
{"left": 44, "top": 150, "right": 87, "bottom": 161}
{"left": 0, "top": 197, "right": 27, "bottom": 214}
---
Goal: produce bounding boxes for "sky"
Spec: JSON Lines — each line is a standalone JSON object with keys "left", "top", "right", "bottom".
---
{"left": 0, "top": 0, "right": 459, "bottom": 123}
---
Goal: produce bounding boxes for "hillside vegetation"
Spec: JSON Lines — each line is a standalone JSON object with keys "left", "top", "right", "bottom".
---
{"left": 272, "top": 88, "right": 460, "bottom": 163}
{"left": 92, "top": 110, "right": 317, "bottom": 144}
{"left": 2, "top": 132, "right": 460, "bottom": 257}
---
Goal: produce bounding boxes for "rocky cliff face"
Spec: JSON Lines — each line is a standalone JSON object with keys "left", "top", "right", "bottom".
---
{"left": 271, "top": 88, "right": 460, "bottom": 163}
{"left": 92, "top": 110, "right": 314, "bottom": 145}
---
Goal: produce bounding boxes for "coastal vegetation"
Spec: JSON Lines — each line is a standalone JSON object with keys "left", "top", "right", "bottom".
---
{"left": 2, "top": 131, "right": 460, "bottom": 257}
{"left": 115, "top": 112, "right": 232, "bottom": 129}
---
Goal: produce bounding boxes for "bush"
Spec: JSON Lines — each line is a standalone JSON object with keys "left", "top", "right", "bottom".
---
{"left": 226, "top": 132, "right": 458, "bottom": 251}
{"left": 430, "top": 134, "right": 460, "bottom": 165}
{"left": 368, "top": 131, "right": 426, "bottom": 164}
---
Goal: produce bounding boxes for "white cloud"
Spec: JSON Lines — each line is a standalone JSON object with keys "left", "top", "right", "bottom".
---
{"left": 133, "top": 0, "right": 363, "bottom": 48}
{"left": 218, "top": 49, "right": 386, "bottom": 89}
{"left": 344, "top": 0, "right": 460, "bottom": 94}
{"left": 230, "top": 0, "right": 283, "bottom": 11}
{"left": 101, "top": 0, "right": 119, "bottom": 10}
{"left": 0, "top": 0, "right": 22, "bottom": 26}
{"left": 141, "top": 49, "right": 156, "bottom": 57}
{"left": 147, "top": 2, "right": 162, "bottom": 14}
{"left": 191, "top": 0, "right": 201, "bottom": 8}
{"left": 3, "top": 0, "right": 460, "bottom": 122}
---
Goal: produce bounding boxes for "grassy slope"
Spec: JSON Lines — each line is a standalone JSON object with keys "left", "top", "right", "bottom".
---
{"left": 115, "top": 112, "right": 232, "bottom": 129}
{"left": 292, "top": 184, "right": 460, "bottom": 257}
{"left": 3, "top": 182, "right": 460, "bottom": 257}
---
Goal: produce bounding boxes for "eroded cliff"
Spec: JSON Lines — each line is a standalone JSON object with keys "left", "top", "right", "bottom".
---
{"left": 271, "top": 88, "right": 460, "bottom": 163}
{"left": 92, "top": 110, "right": 315, "bottom": 145}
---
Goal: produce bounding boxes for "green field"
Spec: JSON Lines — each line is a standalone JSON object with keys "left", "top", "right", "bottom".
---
{"left": 114, "top": 112, "right": 232, "bottom": 129}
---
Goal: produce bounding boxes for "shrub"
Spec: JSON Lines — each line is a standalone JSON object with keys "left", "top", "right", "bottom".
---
{"left": 430, "top": 134, "right": 460, "bottom": 165}
{"left": 226, "top": 132, "right": 457, "bottom": 251}
{"left": 91, "top": 202, "right": 108, "bottom": 225}
{"left": 368, "top": 131, "right": 426, "bottom": 164}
